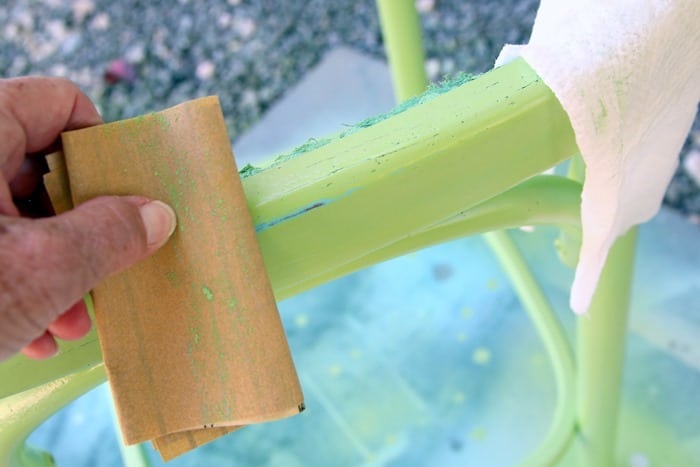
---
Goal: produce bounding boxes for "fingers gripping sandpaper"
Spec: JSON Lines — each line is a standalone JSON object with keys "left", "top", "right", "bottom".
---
{"left": 43, "top": 97, "right": 304, "bottom": 461}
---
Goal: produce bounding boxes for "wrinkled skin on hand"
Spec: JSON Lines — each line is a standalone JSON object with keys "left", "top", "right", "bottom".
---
{"left": 0, "top": 77, "right": 176, "bottom": 361}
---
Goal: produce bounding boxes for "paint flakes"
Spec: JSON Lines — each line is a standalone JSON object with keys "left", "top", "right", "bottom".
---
{"left": 202, "top": 286, "right": 214, "bottom": 301}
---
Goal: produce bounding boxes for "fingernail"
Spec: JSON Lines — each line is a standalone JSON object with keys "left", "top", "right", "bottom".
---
{"left": 138, "top": 200, "right": 177, "bottom": 247}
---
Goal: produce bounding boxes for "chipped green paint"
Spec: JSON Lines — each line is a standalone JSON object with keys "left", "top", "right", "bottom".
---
{"left": 594, "top": 98, "right": 608, "bottom": 132}
{"left": 202, "top": 286, "right": 214, "bottom": 301}
{"left": 190, "top": 328, "right": 201, "bottom": 345}
{"left": 239, "top": 71, "right": 477, "bottom": 178}
{"left": 239, "top": 163, "right": 262, "bottom": 178}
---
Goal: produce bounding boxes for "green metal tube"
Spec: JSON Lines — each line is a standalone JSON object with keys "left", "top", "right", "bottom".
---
{"left": 0, "top": 365, "right": 105, "bottom": 467}
{"left": 376, "top": 0, "right": 429, "bottom": 101}
{"left": 575, "top": 228, "right": 638, "bottom": 466}
{"left": 484, "top": 231, "right": 577, "bottom": 467}
{"left": 295, "top": 175, "right": 581, "bottom": 299}
{"left": 248, "top": 59, "right": 576, "bottom": 301}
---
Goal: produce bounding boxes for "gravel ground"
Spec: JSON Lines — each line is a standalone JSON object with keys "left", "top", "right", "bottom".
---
{"left": 1, "top": 0, "right": 698, "bottom": 219}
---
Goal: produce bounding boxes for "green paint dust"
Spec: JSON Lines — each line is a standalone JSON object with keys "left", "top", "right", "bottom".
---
{"left": 202, "top": 286, "right": 214, "bottom": 301}
{"left": 239, "top": 71, "right": 478, "bottom": 178}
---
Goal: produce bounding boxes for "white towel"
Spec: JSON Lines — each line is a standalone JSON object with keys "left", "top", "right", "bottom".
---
{"left": 496, "top": 0, "right": 700, "bottom": 314}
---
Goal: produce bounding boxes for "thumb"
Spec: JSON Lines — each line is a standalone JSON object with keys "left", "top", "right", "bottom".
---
{"left": 0, "top": 196, "right": 176, "bottom": 360}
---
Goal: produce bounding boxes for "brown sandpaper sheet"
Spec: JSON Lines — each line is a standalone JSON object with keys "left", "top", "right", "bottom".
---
{"left": 43, "top": 97, "right": 304, "bottom": 461}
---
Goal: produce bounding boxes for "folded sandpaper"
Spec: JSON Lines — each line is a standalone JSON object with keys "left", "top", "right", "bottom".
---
{"left": 44, "top": 97, "right": 304, "bottom": 461}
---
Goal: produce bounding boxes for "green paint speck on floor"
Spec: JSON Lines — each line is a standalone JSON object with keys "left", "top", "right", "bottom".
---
{"left": 202, "top": 286, "right": 214, "bottom": 301}
{"left": 470, "top": 427, "right": 487, "bottom": 441}
{"left": 472, "top": 347, "right": 491, "bottom": 365}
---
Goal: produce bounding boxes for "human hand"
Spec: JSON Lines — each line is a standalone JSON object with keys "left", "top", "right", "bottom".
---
{"left": 0, "top": 77, "right": 176, "bottom": 361}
